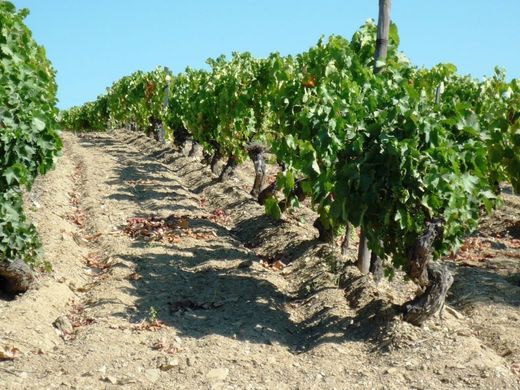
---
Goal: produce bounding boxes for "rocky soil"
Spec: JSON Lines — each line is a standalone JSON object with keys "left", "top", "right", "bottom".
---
{"left": 0, "top": 130, "right": 519, "bottom": 389}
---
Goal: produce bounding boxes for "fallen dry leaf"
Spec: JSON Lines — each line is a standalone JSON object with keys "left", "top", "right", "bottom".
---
{"left": 259, "top": 259, "right": 286, "bottom": 271}
{"left": 271, "top": 260, "right": 286, "bottom": 271}
{"left": 152, "top": 337, "right": 181, "bottom": 354}
{"left": 133, "top": 319, "right": 165, "bottom": 332}
{"left": 207, "top": 208, "right": 231, "bottom": 226}
{"left": 83, "top": 253, "right": 111, "bottom": 270}
{"left": 0, "top": 345, "right": 21, "bottom": 361}
{"left": 69, "top": 211, "right": 86, "bottom": 227}
{"left": 123, "top": 214, "right": 217, "bottom": 244}
{"left": 452, "top": 237, "right": 491, "bottom": 263}
{"left": 508, "top": 239, "right": 520, "bottom": 249}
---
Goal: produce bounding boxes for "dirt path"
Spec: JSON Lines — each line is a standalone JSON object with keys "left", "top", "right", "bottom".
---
{"left": 1, "top": 131, "right": 519, "bottom": 389}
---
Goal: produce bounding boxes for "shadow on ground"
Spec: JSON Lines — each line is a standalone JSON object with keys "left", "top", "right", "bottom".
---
{"left": 77, "top": 132, "right": 520, "bottom": 354}
{"left": 449, "top": 264, "right": 520, "bottom": 309}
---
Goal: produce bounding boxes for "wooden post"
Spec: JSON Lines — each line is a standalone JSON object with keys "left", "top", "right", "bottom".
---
{"left": 373, "top": 0, "right": 392, "bottom": 75}
{"left": 357, "top": 0, "right": 392, "bottom": 274}
{"left": 156, "top": 67, "right": 171, "bottom": 144}
{"left": 435, "top": 81, "right": 444, "bottom": 104}
{"left": 357, "top": 229, "right": 371, "bottom": 274}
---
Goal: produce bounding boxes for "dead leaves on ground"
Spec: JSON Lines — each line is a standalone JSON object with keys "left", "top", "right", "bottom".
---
{"left": 452, "top": 237, "right": 494, "bottom": 265}
{"left": 151, "top": 337, "right": 181, "bottom": 354}
{"left": 83, "top": 253, "right": 113, "bottom": 270}
{"left": 259, "top": 259, "right": 286, "bottom": 271}
{"left": 53, "top": 301, "right": 96, "bottom": 341}
{"left": 133, "top": 319, "right": 166, "bottom": 332}
{"left": 257, "top": 253, "right": 286, "bottom": 272}
{"left": 68, "top": 301, "right": 96, "bottom": 329}
{"left": 68, "top": 210, "right": 86, "bottom": 227}
{"left": 451, "top": 236, "right": 520, "bottom": 267}
{"left": 207, "top": 208, "right": 231, "bottom": 226}
{"left": 123, "top": 214, "right": 218, "bottom": 244}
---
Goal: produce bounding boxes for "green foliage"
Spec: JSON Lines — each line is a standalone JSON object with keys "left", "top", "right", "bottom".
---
{"left": 61, "top": 67, "right": 173, "bottom": 137}
{"left": 60, "top": 19, "right": 519, "bottom": 275}
{"left": 0, "top": 1, "right": 61, "bottom": 266}
{"left": 170, "top": 53, "right": 273, "bottom": 162}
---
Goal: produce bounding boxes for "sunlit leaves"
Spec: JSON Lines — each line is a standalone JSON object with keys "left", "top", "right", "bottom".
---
{"left": 0, "top": 1, "right": 60, "bottom": 266}
{"left": 58, "top": 19, "right": 519, "bottom": 273}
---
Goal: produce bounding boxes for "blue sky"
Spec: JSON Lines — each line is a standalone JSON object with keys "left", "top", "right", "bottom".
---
{"left": 11, "top": 0, "right": 520, "bottom": 109}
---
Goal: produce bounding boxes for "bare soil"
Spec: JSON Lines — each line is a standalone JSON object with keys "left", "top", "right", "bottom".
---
{"left": 1, "top": 130, "right": 519, "bottom": 389}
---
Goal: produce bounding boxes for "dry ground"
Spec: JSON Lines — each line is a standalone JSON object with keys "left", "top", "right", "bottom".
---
{"left": 0, "top": 130, "right": 519, "bottom": 389}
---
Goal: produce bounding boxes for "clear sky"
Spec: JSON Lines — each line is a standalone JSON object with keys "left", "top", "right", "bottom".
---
{"left": 11, "top": 0, "right": 520, "bottom": 109}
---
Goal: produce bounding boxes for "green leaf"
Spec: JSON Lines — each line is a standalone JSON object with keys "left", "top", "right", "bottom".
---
{"left": 264, "top": 197, "right": 282, "bottom": 220}
{"left": 286, "top": 134, "right": 296, "bottom": 149}
{"left": 3, "top": 164, "right": 25, "bottom": 186}
{"left": 311, "top": 159, "right": 321, "bottom": 174}
{"left": 32, "top": 117, "right": 46, "bottom": 131}
{"left": 389, "top": 22, "right": 400, "bottom": 47}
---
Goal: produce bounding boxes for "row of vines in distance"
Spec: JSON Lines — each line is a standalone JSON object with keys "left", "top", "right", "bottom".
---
{"left": 61, "top": 20, "right": 520, "bottom": 323}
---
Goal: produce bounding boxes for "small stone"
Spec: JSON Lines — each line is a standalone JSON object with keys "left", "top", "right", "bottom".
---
{"left": 159, "top": 357, "right": 180, "bottom": 371}
{"left": 53, "top": 315, "right": 74, "bottom": 335}
{"left": 145, "top": 368, "right": 161, "bottom": 383}
{"left": 206, "top": 368, "right": 229, "bottom": 381}
{"left": 456, "top": 328, "right": 472, "bottom": 337}
{"left": 98, "top": 365, "right": 107, "bottom": 376}
{"left": 103, "top": 375, "right": 118, "bottom": 385}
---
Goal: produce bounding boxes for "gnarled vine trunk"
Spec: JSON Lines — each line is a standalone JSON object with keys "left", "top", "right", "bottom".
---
{"left": 210, "top": 149, "right": 223, "bottom": 175}
{"left": 148, "top": 117, "right": 164, "bottom": 143}
{"left": 402, "top": 218, "right": 453, "bottom": 326}
{"left": 218, "top": 156, "right": 238, "bottom": 182}
{"left": 201, "top": 150, "right": 212, "bottom": 165}
{"left": 341, "top": 224, "right": 351, "bottom": 256}
{"left": 402, "top": 262, "right": 453, "bottom": 326}
{"left": 173, "top": 127, "right": 190, "bottom": 149}
{"left": 313, "top": 217, "right": 335, "bottom": 245}
{"left": 247, "top": 142, "right": 267, "bottom": 198}
{"left": 369, "top": 251, "right": 383, "bottom": 283}
{"left": 188, "top": 140, "right": 202, "bottom": 158}
{"left": 357, "top": 230, "right": 370, "bottom": 274}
